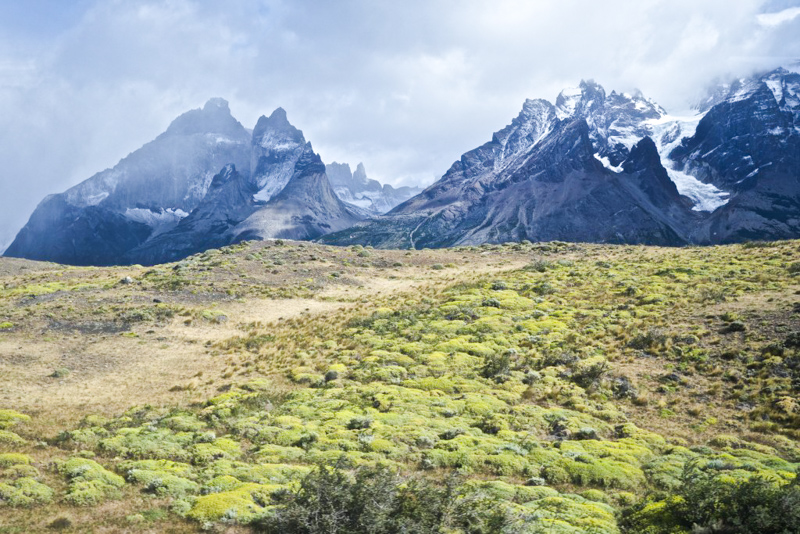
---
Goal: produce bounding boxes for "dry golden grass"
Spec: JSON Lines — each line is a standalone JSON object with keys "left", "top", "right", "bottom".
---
{"left": 1, "top": 239, "right": 798, "bottom": 533}
{"left": 0, "top": 240, "right": 528, "bottom": 437}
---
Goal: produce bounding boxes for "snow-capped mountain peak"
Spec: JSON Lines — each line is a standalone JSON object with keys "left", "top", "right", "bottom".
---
{"left": 251, "top": 108, "right": 308, "bottom": 201}
{"left": 325, "top": 162, "right": 423, "bottom": 215}
{"left": 492, "top": 98, "right": 557, "bottom": 166}
{"left": 555, "top": 86, "right": 583, "bottom": 120}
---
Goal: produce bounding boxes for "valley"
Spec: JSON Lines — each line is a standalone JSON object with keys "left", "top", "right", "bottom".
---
{"left": 1, "top": 240, "right": 798, "bottom": 532}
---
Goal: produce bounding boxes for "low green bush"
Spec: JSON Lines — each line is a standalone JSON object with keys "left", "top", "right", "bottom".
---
{"left": 621, "top": 462, "right": 800, "bottom": 533}
{"left": 0, "top": 477, "right": 54, "bottom": 506}
{"left": 58, "top": 457, "right": 125, "bottom": 506}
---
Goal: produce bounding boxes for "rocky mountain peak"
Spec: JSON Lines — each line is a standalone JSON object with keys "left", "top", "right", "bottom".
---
{"left": 623, "top": 136, "right": 660, "bottom": 168}
{"left": 353, "top": 163, "right": 368, "bottom": 184}
{"left": 491, "top": 99, "right": 556, "bottom": 160}
{"left": 554, "top": 80, "right": 607, "bottom": 120}
{"left": 578, "top": 79, "right": 607, "bottom": 103}
{"left": 293, "top": 143, "right": 326, "bottom": 176}
{"left": 250, "top": 109, "right": 309, "bottom": 201}
{"left": 324, "top": 161, "right": 421, "bottom": 215}
{"left": 209, "top": 164, "right": 238, "bottom": 188}
{"left": 203, "top": 97, "right": 231, "bottom": 112}
{"left": 695, "top": 67, "right": 800, "bottom": 114}
{"left": 555, "top": 86, "right": 584, "bottom": 120}
{"left": 163, "top": 98, "right": 247, "bottom": 140}
{"left": 252, "top": 108, "right": 305, "bottom": 148}
{"left": 325, "top": 162, "right": 352, "bottom": 184}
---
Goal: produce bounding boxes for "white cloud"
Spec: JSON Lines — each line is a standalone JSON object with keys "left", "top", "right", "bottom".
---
{"left": 757, "top": 6, "right": 800, "bottom": 26}
{"left": 0, "top": 0, "right": 797, "bottom": 248}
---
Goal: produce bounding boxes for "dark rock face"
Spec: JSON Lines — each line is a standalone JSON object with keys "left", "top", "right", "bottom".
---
{"left": 323, "top": 69, "right": 800, "bottom": 249}
{"left": 670, "top": 69, "right": 800, "bottom": 243}
{"left": 5, "top": 98, "right": 251, "bottom": 265}
{"left": 6, "top": 195, "right": 151, "bottom": 266}
{"left": 250, "top": 108, "right": 308, "bottom": 202}
{"left": 126, "top": 164, "right": 257, "bottom": 265}
{"left": 231, "top": 147, "right": 364, "bottom": 243}
{"left": 126, "top": 110, "right": 365, "bottom": 265}
{"left": 325, "top": 162, "right": 423, "bottom": 215}
{"left": 322, "top": 92, "right": 695, "bottom": 249}
{"left": 6, "top": 101, "right": 365, "bottom": 266}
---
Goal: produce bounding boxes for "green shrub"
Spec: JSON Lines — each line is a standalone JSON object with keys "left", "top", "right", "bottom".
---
{"left": 257, "top": 464, "right": 514, "bottom": 534}
{"left": 0, "top": 410, "right": 30, "bottom": 430}
{"left": 124, "top": 459, "right": 199, "bottom": 498}
{"left": 50, "top": 368, "right": 70, "bottom": 378}
{"left": 0, "top": 477, "right": 54, "bottom": 506}
{"left": 0, "top": 430, "right": 26, "bottom": 446}
{"left": 0, "top": 453, "right": 31, "bottom": 467}
{"left": 58, "top": 458, "right": 125, "bottom": 506}
{"left": 100, "top": 427, "right": 194, "bottom": 461}
{"left": 187, "top": 481, "right": 278, "bottom": 524}
{"left": 621, "top": 463, "right": 800, "bottom": 533}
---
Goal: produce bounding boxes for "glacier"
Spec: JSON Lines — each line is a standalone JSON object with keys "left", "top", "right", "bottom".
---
{"left": 644, "top": 114, "right": 730, "bottom": 212}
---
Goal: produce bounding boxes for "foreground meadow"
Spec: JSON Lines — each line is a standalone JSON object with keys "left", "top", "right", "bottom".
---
{"left": 1, "top": 240, "right": 798, "bottom": 533}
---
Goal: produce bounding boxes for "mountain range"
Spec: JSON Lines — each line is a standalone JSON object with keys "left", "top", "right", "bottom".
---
{"left": 5, "top": 101, "right": 384, "bottom": 265}
{"left": 322, "top": 67, "right": 800, "bottom": 248}
{"left": 5, "top": 67, "right": 800, "bottom": 265}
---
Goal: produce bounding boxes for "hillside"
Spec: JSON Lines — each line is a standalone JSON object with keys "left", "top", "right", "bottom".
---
{"left": 0, "top": 240, "right": 799, "bottom": 532}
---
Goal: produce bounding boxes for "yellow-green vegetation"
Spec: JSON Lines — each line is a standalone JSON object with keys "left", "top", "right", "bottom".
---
{"left": 0, "top": 239, "right": 799, "bottom": 532}
{"left": 0, "top": 451, "right": 52, "bottom": 508}
{"left": 57, "top": 457, "right": 125, "bottom": 505}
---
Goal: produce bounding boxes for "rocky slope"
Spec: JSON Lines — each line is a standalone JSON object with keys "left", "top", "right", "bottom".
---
{"left": 6, "top": 102, "right": 364, "bottom": 266}
{"left": 672, "top": 68, "right": 800, "bottom": 242}
{"left": 322, "top": 82, "right": 699, "bottom": 248}
{"left": 5, "top": 98, "right": 251, "bottom": 265}
{"left": 129, "top": 109, "right": 364, "bottom": 265}
{"left": 322, "top": 68, "right": 800, "bottom": 248}
{"left": 6, "top": 68, "right": 800, "bottom": 263}
{"left": 124, "top": 164, "right": 256, "bottom": 265}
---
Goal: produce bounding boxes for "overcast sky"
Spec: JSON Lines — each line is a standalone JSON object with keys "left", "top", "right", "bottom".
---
{"left": 1, "top": 0, "right": 799, "bottom": 251}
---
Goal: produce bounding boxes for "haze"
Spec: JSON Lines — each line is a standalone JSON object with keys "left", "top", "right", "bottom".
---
{"left": 1, "top": 0, "right": 798, "bottom": 252}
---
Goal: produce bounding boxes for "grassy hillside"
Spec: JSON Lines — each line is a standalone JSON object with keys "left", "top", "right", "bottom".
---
{"left": 0, "top": 240, "right": 798, "bottom": 533}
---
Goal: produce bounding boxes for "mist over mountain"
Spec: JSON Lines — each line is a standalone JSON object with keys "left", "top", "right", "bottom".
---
{"left": 4, "top": 66, "right": 800, "bottom": 265}
{"left": 325, "top": 162, "right": 423, "bottom": 215}
{"left": 322, "top": 67, "right": 800, "bottom": 248}
{"left": 4, "top": 101, "right": 366, "bottom": 266}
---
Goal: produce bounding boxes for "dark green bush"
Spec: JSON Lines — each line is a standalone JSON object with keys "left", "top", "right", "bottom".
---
{"left": 257, "top": 463, "right": 514, "bottom": 534}
{"left": 621, "top": 462, "right": 800, "bottom": 534}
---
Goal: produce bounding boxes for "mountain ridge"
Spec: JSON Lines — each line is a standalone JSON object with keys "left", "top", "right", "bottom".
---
{"left": 322, "top": 67, "right": 800, "bottom": 248}
{"left": 5, "top": 100, "right": 370, "bottom": 266}
{"left": 5, "top": 66, "right": 800, "bottom": 264}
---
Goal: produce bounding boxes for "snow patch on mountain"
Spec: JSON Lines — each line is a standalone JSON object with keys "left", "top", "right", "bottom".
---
{"left": 492, "top": 99, "right": 557, "bottom": 175}
{"left": 594, "top": 153, "right": 622, "bottom": 173}
{"left": 729, "top": 79, "right": 762, "bottom": 103}
{"left": 666, "top": 168, "right": 730, "bottom": 212}
{"left": 86, "top": 192, "right": 110, "bottom": 205}
{"left": 645, "top": 113, "right": 730, "bottom": 212}
{"left": 555, "top": 87, "right": 583, "bottom": 120}
{"left": 254, "top": 162, "right": 298, "bottom": 202}
{"left": 184, "top": 171, "right": 215, "bottom": 203}
{"left": 250, "top": 109, "right": 309, "bottom": 203}
{"left": 125, "top": 207, "right": 190, "bottom": 237}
